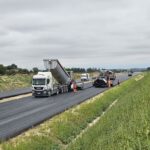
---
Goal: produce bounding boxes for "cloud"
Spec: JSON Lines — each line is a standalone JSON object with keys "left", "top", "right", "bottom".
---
{"left": 0, "top": 0, "right": 150, "bottom": 69}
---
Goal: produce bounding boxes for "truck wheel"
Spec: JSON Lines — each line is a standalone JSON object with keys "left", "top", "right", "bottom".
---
{"left": 48, "top": 91, "right": 51, "bottom": 97}
{"left": 61, "top": 88, "right": 64, "bottom": 93}
{"left": 56, "top": 90, "right": 59, "bottom": 95}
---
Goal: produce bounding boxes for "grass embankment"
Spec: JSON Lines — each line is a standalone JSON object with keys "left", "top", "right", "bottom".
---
{"left": 67, "top": 73, "right": 150, "bottom": 150}
{"left": 1, "top": 73, "right": 148, "bottom": 150}
{"left": 0, "top": 74, "right": 32, "bottom": 92}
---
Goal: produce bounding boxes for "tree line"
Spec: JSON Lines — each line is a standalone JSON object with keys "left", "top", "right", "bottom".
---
{"left": 0, "top": 64, "right": 39, "bottom": 75}
{"left": 65, "top": 68, "right": 101, "bottom": 73}
{"left": 0, "top": 64, "right": 102, "bottom": 75}
{"left": 1, "top": 63, "right": 146, "bottom": 76}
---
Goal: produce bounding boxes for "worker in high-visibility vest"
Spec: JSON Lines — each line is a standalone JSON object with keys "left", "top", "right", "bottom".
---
{"left": 73, "top": 82, "right": 77, "bottom": 92}
{"left": 71, "top": 81, "right": 77, "bottom": 92}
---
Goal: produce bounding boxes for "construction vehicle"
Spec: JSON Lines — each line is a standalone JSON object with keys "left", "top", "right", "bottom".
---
{"left": 93, "top": 70, "right": 116, "bottom": 88}
{"left": 93, "top": 78, "right": 108, "bottom": 88}
{"left": 104, "top": 70, "right": 116, "bottom": 80}
{"left": 32, "top": 59, "right": 84, "bottom": 97}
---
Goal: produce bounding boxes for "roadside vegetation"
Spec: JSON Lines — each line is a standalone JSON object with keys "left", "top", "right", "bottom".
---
{"left": 0, "top": 64, "right": 38, "bottom": 92}
{"left": 1, "top": 72, "right": 148, "bottom": 150}
{"left": 67, "top": 73, "right": 150, "bottom": 150}
{"left": 0, "top": 63, "right": 100, "bottom": 91}
{"left": 0, "top": 74, "right": 32, "bottom": 92}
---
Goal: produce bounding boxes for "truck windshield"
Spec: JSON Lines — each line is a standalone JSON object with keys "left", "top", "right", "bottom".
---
{"left": 32, "top": 79, "right": 46, "bottom": 85}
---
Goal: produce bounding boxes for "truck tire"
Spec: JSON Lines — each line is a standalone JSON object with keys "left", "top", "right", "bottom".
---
{"left": 48, "top": 91, "right": 51, "bottom": 97}
{"left": 56, "top": 90, "right": 59, "bottom": 95}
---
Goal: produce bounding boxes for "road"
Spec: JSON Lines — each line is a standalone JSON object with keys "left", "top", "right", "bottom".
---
{"left": 0, "top": 87, "right": 32, "bottom": 100}
{"left": 0, "top": 73, "right": 136, "bottom": 140}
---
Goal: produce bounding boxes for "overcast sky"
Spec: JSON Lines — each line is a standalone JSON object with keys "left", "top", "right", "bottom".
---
{"left": 0, "top": 0, "right": 150, "bottom": 69}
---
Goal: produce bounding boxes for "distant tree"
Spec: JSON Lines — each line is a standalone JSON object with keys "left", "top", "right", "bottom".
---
{"left": 18, "top": 68, "right": 30, "bottom": 74}
{"left": 30, "top": 70, "right": 33, "bottom": 74}
{"left": 6, "top": 64, "right": 18, "bottom": 70}
{"left": 87, "top": 68, "right": 99, "bottom": 73}
{"left": 65, "top": 68, "right": 71, "bottom": 71}
{"left": 0, "top": 64, "right": 6, "bottom": 75}
{"left": 71, "top": 68, "right": 86, "bottom": 73}
{"left": 6, "top": 69, "right": 16, "bottom": 75}
{"left": 22, "top": 69, "right": 30, "bottom": 74}
{"left": 17, "top": 68, "right": 22, "bottom": 74}
{"left": 147, "top": 67, "right": 150, "bottom": 71}
{"left": 32, "top": 67, "right": 39, "bottom": 74}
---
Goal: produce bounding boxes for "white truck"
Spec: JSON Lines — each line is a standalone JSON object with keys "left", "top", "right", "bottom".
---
{"left": 32, "top": 59, "right": 83, "bottom": 97}
{"left": 81, "top": 73, "right": 90, "bottom": 81}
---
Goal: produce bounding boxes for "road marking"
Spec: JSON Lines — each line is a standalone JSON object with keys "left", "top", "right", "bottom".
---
{"left": 0, "top": 93, "right": 32, "bottom": 104}
{"left": 135, "top": 74, "right": 144, "bottom": 81}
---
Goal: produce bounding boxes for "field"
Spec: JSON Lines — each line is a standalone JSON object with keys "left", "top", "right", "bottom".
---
{"left": 0, "top": 74, "right": 32, "bottom": 92}
{"left": 1, "top": 72, "right": 149, "bottom": 150}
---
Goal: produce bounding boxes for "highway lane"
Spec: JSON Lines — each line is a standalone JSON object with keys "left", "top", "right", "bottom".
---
{"left": 0, "top": 80, "right": 90, "bottom": 100}
{"left": 0, "top": 87, "right": 32, "bottom": 100}
{"left": 0, "top": 73, "right": 135, "bottom": 140}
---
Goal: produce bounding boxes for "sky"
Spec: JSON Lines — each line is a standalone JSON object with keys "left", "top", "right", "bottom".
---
{"left": 0, "top": 0, "right": 150, "bottom": 69}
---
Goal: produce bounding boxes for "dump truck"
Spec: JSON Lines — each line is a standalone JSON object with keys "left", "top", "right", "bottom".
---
{"left": 32, "top": 59, "right": 84, "bottom": 97}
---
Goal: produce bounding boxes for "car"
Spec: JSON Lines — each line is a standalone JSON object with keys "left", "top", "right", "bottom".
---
{"left": 128, "top": 72, "right": 132, "bottom": 76}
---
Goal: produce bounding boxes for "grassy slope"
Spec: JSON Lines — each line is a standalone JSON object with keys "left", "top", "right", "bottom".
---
{"left": 67, "top": 73, "right": 150, "bottom": 150}
{"left": 0, "top": 74, "right": 32, "bottom": 92}
{"left": 1, "top": 73, "right": 149, "bottom": 150}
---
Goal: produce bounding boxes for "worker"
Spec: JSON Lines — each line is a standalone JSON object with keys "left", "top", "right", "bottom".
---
{"left": 71, "top": 81, "right": 77, "bottom": 92}
{"left": 108, "top": 79, "right": 111, "bottom": 88}
{"left": 73, "top": 81, "right": 77, "bottom": 92}
{"left": 106, "top": 75, "right": 111, "bottom": 87}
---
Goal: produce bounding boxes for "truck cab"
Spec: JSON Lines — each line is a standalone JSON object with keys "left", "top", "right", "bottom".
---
{"left": 32, "top": 72, "right": 58, "bottom": 97}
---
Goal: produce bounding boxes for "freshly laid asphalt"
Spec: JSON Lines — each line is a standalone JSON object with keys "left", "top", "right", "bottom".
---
{"left": 0, "top": 87, "right": 32, "bottom": 100}
{"left": 0, "top": 73, "right": 136, "bottom": 140}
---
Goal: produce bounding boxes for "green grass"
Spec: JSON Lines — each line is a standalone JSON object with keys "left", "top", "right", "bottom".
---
{"left": 1, "top": 73, "right": 148, "bottom": 150}
{"left": 49, "top": 74, "right": 143, "bottom": 145}
{"left": 2, "top": 136, "right": 60, "bottom": 150}
{"left": 67, "top": 73, "right": 150, "bottom": 150}
{"left": 0, "top": 74, "right": 32, "bottom": 92}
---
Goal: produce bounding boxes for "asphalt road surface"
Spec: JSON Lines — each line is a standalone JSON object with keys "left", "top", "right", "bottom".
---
{"left": 0, "top": 87, "right": 32, "bottom": 100}
{"left": 0, "top": 73, "right": 137, "bottom": 140}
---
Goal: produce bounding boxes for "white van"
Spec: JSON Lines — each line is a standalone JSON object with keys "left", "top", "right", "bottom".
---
{"left": 81, "top": 73, "right": 90, "bottom": 81}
